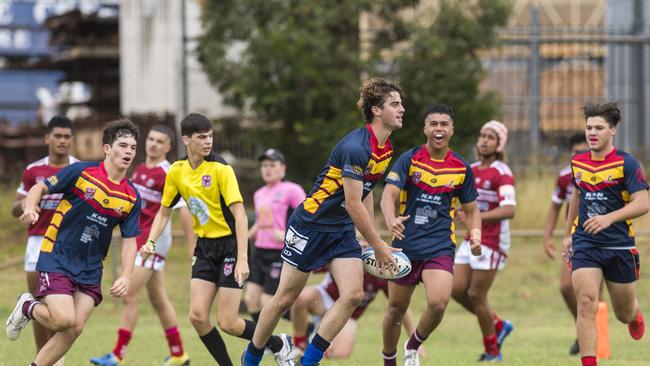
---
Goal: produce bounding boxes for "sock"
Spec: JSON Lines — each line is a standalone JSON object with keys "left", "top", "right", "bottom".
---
{"left": 294, "top": 334, "right": 307, "bottom": 350}
{"left": 300, "top": 333, "right": 330, "bottom": 366}
{"left": 382, "top": 350, "right": 397, "bottom": 366}
{"left": 492, "top": 312, "right": 504, "bottom": 334}
{"left": 240, "top": 319, "right": 283, "bottom": 353}
{"left": 483, "top": 334, "right": 499, "bottom": 356}
{"left": 30, "top": 363, "right": 38, "bottom": 366}
{"left": 406, "top": 329, "right": 427, "bottom": 350}
{"left": 164, "top": 326, "right": 184, "bottom": 357}
{"left": 250, "top": 312, "right": 260, "bottom": 323}
{"left": 581, "top": 356, "right": 597, "bottom": 366}
{"left": 113, "top": 328, "right": 132, "bottom": 360}
{"left": 243, "top": 342, "right": 264, "bottom": 366}
{"left": 200, "top": 327, "right": 232, "bottom": 366}
{"left": 22, "top": 300, "right": 39, "bottom": 320}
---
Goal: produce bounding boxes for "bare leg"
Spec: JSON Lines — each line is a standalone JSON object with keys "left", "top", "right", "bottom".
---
{"left": 466, "top": 269, "right": 499, "bottom": 337}
{"left": 382, "top": 282, "right": 415, "bottom": 354}
{"left": 187, "top": 279, "right": 217, "bottom": 336}
{"left": 26, "top": 271, "right": 52, "bottom": 351}
{"left": 451, "top": 263, "right": 473, "bottom": 312}
{"left": 326, "top": 319, "right": 358, "bottom": 359}
{"left": 573, "top": 268, "right": 602, "bottom": 358}
{"left": 146, "top": 270, "right": 179, "bottom": 330}
{"left": 118, "top": 266, "right": 153, "bottom": 330}
{"left": 416, "top": 269, "right": 453, "bottom": 337}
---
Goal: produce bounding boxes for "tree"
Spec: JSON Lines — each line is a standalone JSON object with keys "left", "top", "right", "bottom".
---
{"left": 198, "top": 0, "right": 510, "bottom": 184}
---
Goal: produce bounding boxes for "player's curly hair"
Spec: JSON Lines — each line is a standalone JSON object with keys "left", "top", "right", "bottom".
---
{"left": 102, "top": 118, "right": 139, "bottom": 146}
{"left": 357, "top": 78, "right": 404, "bottom": 123}
{"left": 583, "top": 102, "right": 621, "bottom": 127}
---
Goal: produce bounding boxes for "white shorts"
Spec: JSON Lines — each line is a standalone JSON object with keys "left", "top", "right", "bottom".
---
{"left": 25, "top": 235, "right": 44, "bottom": 272}
{"left": 134, "top": 229, "right": 172, "bottom": 271}
{"left": 454, "top": 240, "right": 507, "bottom": 271}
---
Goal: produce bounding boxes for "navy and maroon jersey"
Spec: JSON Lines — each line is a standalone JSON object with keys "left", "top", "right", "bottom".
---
{"left": 385, "top": 147, "right": 477, "bottom": 260}
{"left": 552, "top": 166, "right": 573, "bottom": 205}
{"left": 17, "top": 156, "right": 79, "bottom": 236}
{"left": 463, "top": 160, "right": 516, "bottom": 252}
{"left": 321, "top": 271, "right": 388, "bottom": 320}
{"left": 37, "top": 162, "right": 141, "bottom": 284}
{"left": 571, "top": 148, "right": 648, "bottom": 250}
{"left": 293, "top": 124, "right": 392, "bottom": 228}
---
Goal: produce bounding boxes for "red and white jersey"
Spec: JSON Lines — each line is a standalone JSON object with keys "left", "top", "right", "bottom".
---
{"left": 465, "top": 160, "right": 516, "bottom": 252}
{"left": 320, "top": 271, "right": 388, "bottom": 320}
{"left": 17, "top": 156, "right": 79, "bottom": 236}
{"left": 131, "top": 161, "right": 184, "bottom": 249}
{"left": 551, "top": 165, "right": 573, "bottom": 205}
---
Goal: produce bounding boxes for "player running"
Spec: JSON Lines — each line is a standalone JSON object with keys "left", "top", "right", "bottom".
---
{"left": 245, "top": 148, "right": 306, "bottom": 323}
{"left": 11, "top": 116, "right": 77, "bottom": 363}
{"left": 451, "top": 120, "right": 516, "bottom": 362}
{"left": 242, "top": 78, "right": 405, "bottom": 366}
{"left": 140, "top": 113, "right": 292, "bottom": 366}
{"left": 6, "top": 119, "right": 142, "bottom": 366}
{"left": 90, "top": 125, "right": 195, "bottom": 366}
{"left": 543, "top": 132, "right": 588, "bottom": 355}
{"left": 381, "top": 104, "right": 482, "bottom": 366}
{"left": 562, "top": 102, "right": 648, "bottom": 366}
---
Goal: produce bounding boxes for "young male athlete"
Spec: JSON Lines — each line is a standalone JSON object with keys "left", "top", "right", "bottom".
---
{"left": 245, "top": 148, "right": 306, "bottom": 323}
{"left": 451, "top": 120, "right": 516, "bottom": 362}
{"left": 90, "top": 125, "right": 195, "bottom": 366}
{"left": 6, "top": 119, "right": 142, "bottom": 366}
{"left": 562, "top": 102, "right": 648, "bottom": 366}
{"left": 242, "top": 78, "right": 405, "bottom": 366}
{"left": 12, "top": 116, "right": 77, "bottom": 360}
{"left": 381, "top": 104, "right": 482, "bottom": 366}
{"left": 543, "top": 132, "right": 588, "bottom": 355}
{"left": 140, "top": 113, "right": 293, "bottom": 366}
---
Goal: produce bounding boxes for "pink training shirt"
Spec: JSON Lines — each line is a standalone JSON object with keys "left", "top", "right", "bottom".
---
{"left": 253, "top": 181, "right": 306, "bottom": 250}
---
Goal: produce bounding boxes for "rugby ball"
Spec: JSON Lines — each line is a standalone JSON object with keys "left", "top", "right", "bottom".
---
{"left": 362, "top": 248, "right": 412, "bottom": 280}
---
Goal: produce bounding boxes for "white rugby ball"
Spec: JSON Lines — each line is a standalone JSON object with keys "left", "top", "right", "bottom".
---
{"left": 362, "top": 248, "right": 412, "bottom": 280}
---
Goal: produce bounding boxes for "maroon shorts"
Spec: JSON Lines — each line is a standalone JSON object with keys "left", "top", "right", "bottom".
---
{"left": 392, "top": 255, "right": 454, "bottom": 286}
{"left": 37, "top": 272, "right": 103, "bottom": 306}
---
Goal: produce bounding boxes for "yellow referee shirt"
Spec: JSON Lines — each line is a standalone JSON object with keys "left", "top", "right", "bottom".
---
{"left": 161, "top": 153, "right": 243, "bottom": 238}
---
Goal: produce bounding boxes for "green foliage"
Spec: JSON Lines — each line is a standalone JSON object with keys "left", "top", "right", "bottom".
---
{"left": 388, "top": 0, "right": 511, "bottom": 156}
{"left": 198, "top": 0, "right": 510, "bottom": 184}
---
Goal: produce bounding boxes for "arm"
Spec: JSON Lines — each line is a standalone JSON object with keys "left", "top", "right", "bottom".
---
{"left": 480, "top": 205, "right": 515, "bottom": 222}
{"left": 141, "top": 205, "right": 173, "bottom": 258}
{"left": 543, "top": 202, "right": 563, "bottom": 259}
{"left": 178, "top": 205, "right": 196, "bottom": 258}
{"left": 110, "top": 237, "right": 137, "bottom": 297}
{"left": 583, "top": 190, "right": 649, "bottom": 234}
{"left": 561, "top": 189, "right": 580, "bottom": 260}
{"left": 229, "top": 202, "right": 250, "bottom": 286}
{"left": 343, "top": 177, "right": 400, "bottom": 271}
{"left": 461, "top": 200, "right": 482, "bottom": 256}
{"left": 19, "top": 182, "right": 48, "bottom": 225}
{"left": 12, "top": 193, "right": 26, "bottom": 218}
{"left": 380, "top": 183, "right": 410, "bottom": 240}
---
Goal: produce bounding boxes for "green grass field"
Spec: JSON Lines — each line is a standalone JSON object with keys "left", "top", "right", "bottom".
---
{"left": 1, "top": 236, "right": 649, "bottom": 366}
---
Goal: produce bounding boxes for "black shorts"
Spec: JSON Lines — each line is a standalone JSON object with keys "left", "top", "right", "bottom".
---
{"left": 248, "top": 247, "right": 283, "bottom": 295}
{"left": 192, "top": 236, "right": 241, "bottom": 289}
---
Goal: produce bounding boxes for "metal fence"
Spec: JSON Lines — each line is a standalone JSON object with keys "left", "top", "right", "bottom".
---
{"left": 482, "top": 4, "right": 650, "bottom": 171}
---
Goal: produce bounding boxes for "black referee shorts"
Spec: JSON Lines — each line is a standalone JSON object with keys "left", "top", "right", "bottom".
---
{"left": 192, "top": 236, "right": 241, "bottom": 289}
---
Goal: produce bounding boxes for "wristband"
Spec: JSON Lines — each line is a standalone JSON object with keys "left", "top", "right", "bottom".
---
{"left": 146, "top": 239, "right": 156, "bottom": 248}
{"left": 470, "top": 229, "right": 481, "bottom": 240}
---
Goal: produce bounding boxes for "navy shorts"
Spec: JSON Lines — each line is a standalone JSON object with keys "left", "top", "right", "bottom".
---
{"left": 281, "top": 219, "right": 361, "bottom": 272}
{"left": 248, "top": 247, "right": 283, "bottom": 294}
{"left": 571, "top": 247, "right": 640, "bottom": 284}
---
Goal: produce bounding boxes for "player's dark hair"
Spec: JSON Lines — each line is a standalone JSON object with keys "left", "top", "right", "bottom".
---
{"left": 568, "top": 132, "right": 586, "bottom": 149}
{"left": 181, "top": 113, "right": 213, "bottom": 136}
{"left": 583, "top": 102, "right": 621, "bottom": 127}
{"left": 150, "top": 124, "right": 176, "bottom": 145}
{"left": 357, "top": 78, "right": 405, "bottom": 123}
{"left": 46, "top": 115, "right": 73, "bottom": 133}
{"left": 102, "top": 119, "right": 139, "bottom": 146}
{"left": 423, "top": 104, "right": 455, "bottom": 122}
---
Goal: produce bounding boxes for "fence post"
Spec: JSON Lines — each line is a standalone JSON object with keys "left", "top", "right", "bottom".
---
{"left": 529, "top": 5, "right": 541, "bottom": 159}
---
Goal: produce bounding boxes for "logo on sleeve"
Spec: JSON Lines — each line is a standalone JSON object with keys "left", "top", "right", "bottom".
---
{"left": 46, "top": 176, "right": 58, "bottom": 185}
{"left": 344, "top": 164, "right": 364, "bottom": 176}
{"left": 387, "top": 172, "right": 401, "bottom": 182}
